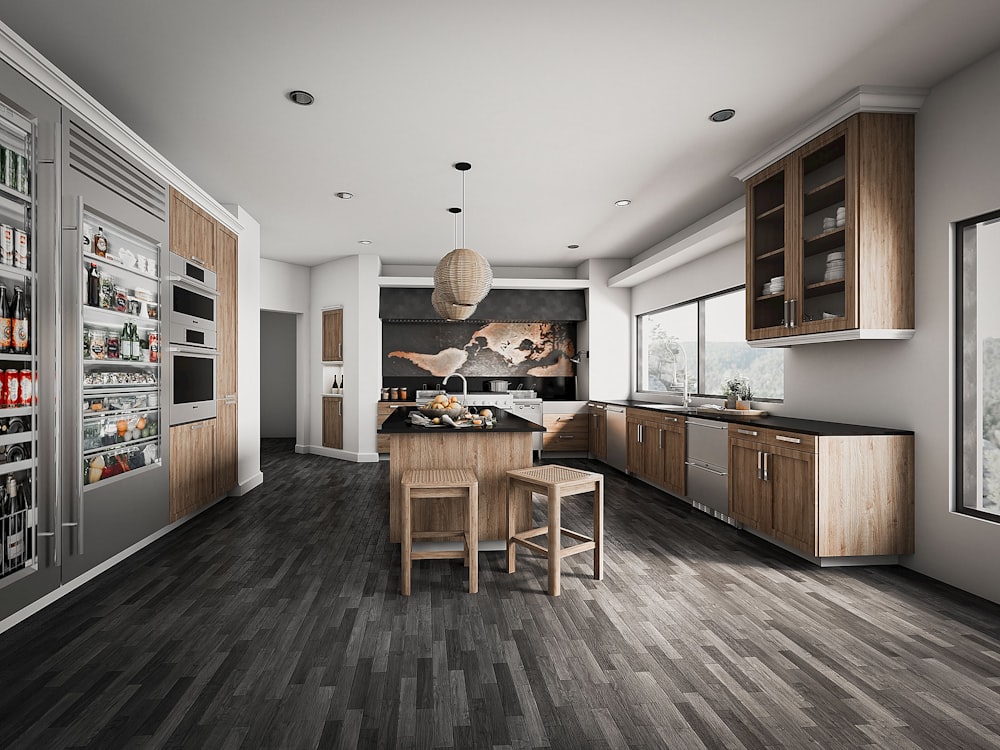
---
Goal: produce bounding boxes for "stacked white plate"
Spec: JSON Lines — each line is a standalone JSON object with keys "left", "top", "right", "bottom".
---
{"left": 763, "top": 275, "right": 784, "bottom": 295}
{"left": 824, "top": 252, "right": 844, "bottom": 281}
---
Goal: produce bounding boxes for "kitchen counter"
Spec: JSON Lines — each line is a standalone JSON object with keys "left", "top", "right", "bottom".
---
{"left": 381, "top": 407, "right": 540, "bottom": 543}
{"left": 598, "top": 400, "right": 912, "bottom": 436}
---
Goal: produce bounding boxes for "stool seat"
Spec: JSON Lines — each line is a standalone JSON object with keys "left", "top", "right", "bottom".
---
{"left": 401, "top": 468, "right": 478, "bottom": 596}
{"left": 506, "top": 464, "right": 604, "bottom": 596}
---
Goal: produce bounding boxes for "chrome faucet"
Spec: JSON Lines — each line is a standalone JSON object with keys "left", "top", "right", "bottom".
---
{"left": 443, "top": 372, "right": 468, "bottom": 402}
{"left": 675, "top": 342, "right": 690, "bottom": 407}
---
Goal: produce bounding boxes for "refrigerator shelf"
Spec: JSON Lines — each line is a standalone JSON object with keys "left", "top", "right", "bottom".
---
{"left": 0, "top": 182, "right": 30, "bottom": 206}
{"left": 82, "top": 304, "right": 160, "bottom": 329}
{"left": 82, "top": 459, "right": 160, "bottom": 493}
{"left": 0, "top": 456, "right": 35, "bottom": 474}
{"left": 83, "top": 434, "right": 158, "bottom": 459}
{"left": 0, "top": 405, "right": 33, "bottom": 418}
{"left": 0, "top": 265, "right": 32, "bottom": 284}
{"left": 83, "top": 250, "right": 158, "bottom": 283}
{"left": 0, "top": 430, "right": 34, "bottom": 447}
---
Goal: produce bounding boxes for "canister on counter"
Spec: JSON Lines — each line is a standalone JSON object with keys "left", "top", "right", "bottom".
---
{"left": 3, "top": 369, "right": 19, "bottom": 408}
{"left": 0, "top": 225, "right": 13, "bottom": 265}
{"left": 13, "top": 229, "right": 27, "bottom": 270}
{"left": 18, "top": 370, "right": 31, "bottom": 407}
{"left": 400, "top": 387, "right": 408, "bottom": 400}
{"left": 390, "top": 387, "right": 399, "bottom": 400}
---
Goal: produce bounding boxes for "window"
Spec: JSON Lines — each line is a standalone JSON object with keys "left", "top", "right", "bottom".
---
{"left": 956, "top": 210, "right": 1000, "bottom": 522}
{"left": 637, "top": 287, "right": 784, "bottom": 400}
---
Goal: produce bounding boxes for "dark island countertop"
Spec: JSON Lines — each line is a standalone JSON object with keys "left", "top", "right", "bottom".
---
{"left": 599, "top": 399, "right": 912, "bottom": 437}
{"left": 379, "top": 406, "right": 545, "bottom": 434}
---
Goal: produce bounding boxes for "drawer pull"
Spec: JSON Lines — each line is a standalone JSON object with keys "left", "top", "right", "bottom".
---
{"left": 556, "top": 416, "right": 576, "bottom": 422}
{"left": 665, "top": 416, "right": 678, "bottom": 422}
{"left": 558, "top": 434, "right": 576, "bottom": 439}
{"left": 775, "top": 435, "right": 802, "bottom": 444}
{"left": 737, "top": 428, "right": 758, "bottom": 436}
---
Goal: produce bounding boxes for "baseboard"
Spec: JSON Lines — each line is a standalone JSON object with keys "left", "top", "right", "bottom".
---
{"left": 306, "top": 445, "right": 379, "bottom": 463}
{"left": 232, "top": 471, "right": 264, "bottom": 496}
{"left": 295, "top": 443, "right": 309, "bottom": 454}
{"left": 0, "top": 494, "right": 231, "bottom": 636}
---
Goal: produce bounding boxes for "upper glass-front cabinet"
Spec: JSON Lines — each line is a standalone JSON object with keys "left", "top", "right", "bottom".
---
{"left": 745, "top": 113, "right": 914, "bottom": 346}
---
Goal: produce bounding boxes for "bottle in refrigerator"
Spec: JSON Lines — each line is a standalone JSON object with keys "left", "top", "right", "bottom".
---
{"left": 87, "top": 263, "right": 100, "bottom": 307}
{"left": 10, "top": 287, "right": 27, "bottom": 354}
{"left": 120, "top": 321, "right": 131, "bottom": 361}
{"left": 93, "top": 226, "right": 107, "bottom": 257}
{"left": 0, "top": 285, "right": 9, "bottom": 353}
{"left": 4, "top": 474, "right": 24, "bottom": 570}
{"left": 132, "top": 323, "right": 141, "bottom": 361}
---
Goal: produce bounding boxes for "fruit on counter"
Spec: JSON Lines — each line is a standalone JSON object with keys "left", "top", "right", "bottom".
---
{"left": 479, "top": 409, "right": 493, "bottom": 419}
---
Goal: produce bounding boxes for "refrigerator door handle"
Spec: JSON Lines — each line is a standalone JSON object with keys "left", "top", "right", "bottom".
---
{"left": 63, "top": 194, "right": 85, "bottom": 555}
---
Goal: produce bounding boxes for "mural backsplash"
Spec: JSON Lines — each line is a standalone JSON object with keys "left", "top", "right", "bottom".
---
{"left": 384, "top": 321, "right": 577, "bottom": 378}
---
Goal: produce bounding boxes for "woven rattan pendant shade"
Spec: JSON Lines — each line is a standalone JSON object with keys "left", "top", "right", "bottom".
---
{"left": 431, "top": 288, "right": 477, "bottom": 320}
{"left": 433, "top": 248, "right": 493, "bottom": 308}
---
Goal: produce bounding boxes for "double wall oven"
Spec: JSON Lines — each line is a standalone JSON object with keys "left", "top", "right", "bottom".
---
{"left": 168, "top": 251, "right": 217, "bottom": 424}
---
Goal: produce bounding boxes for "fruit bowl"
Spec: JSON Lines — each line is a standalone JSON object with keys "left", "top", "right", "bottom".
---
{"left": 417, "top": 402, "right": 465, "bottom": 420}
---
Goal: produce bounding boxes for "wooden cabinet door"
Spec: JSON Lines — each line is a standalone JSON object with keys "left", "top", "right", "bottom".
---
{"left": 728, "top": 438, "right": 769, "bottom": 530}
{"left": 169, "top": 187, "right": 215, "bottom": 270}
{"left": 626, "top": 417, "right": 644, "bottom": 475}
{"left": 215, "top": 224, "right": 238, "bottom": 398}
{"left": 589, "top": 407, "right": 607, "bottom": 460}
{"left": 323, "top": 397, "right": 343, "bottom": 449}
{"left": 658, "top": 425, "right": 686, "bottom": 496}
{"left": 768, "top": 446, "right": 817, "bottom": 555}
{"left": 169, "top": 419, "right": 216, "bottom": 522}
{"left": 215, "top": 400, "right": 238, "bottom": 497}
{"left": 322, "top": 308, "right": 343, "bottom": 362}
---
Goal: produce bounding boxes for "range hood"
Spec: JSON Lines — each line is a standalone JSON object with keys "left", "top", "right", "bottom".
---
{"left": 379, "top": 288, "right": 587, "bottom": 322}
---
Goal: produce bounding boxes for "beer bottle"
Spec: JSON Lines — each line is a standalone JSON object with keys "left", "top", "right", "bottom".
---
{"left": 10, "top": 287, "right": 27, "bottom": 354}
{"left": 0, "top": 285, "right": 9, "bottom": 353}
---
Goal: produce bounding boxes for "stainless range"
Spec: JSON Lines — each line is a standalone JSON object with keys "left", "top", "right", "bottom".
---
{"left": 415, "top": 390, "right": 514, "bottom": 411}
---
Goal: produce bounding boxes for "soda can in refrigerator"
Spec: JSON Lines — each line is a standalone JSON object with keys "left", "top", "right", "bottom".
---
{"left": 0, "top": 224, "right": 12, "bottom": 265}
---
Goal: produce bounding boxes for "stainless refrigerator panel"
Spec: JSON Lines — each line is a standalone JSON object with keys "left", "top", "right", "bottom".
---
{"left": 685, "top": 460, "right": 728, "bottom": 515}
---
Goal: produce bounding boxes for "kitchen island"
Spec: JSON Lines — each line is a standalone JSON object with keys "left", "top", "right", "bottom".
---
{"left": 380, "top": 407, "right": 545, "bottom": 543}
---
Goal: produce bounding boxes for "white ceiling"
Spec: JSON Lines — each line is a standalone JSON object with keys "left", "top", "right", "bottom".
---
{"left": 2, "top": 1, "right": 1000, "bottom": 269}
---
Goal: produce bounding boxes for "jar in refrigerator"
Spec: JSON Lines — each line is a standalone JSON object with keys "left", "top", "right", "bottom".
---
{"left": 89, "top": 329, "right": 106, "bottom": 360}
{"left": 10, "top": 287, "right": 27, "bottom": 354}
{"left": 114, "top": 287, "right": 128, "bottom": 313}
{"left": 99, "top": 273, "right": 114, "bottom": 309}
{"left": 3, "top": 370, "right": 19, "bottom": 408}
{"left": 17, "top": 370, "right": 31, "bottom": 407}
{"left": 13, "top": 230, "right": 27, "bottom": 270}
{"left": 1, "top": 149, "right": 15, "bottom": 189}
{"left": 148, "top": 332, "right": 159, "bottom": 363}
{"left": 106, "top": 333, "right": 119, "bottom": 360}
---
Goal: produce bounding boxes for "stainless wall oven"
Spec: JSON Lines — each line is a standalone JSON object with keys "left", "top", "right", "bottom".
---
{"left": 168, "top": 251, "right": 217, "bottom": 348}
{"left": 169, "top": 345, "right": 217, "bottom": 424}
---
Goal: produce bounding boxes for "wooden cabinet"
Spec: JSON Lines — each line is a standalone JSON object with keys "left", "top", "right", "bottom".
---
{"left": 169, "top": 420, "right": 216, "bottom": 522}
{"left": 322, "top": 308, "right": 343, "bottom": 362}
{"left": 541, "top": 412, "right": 589, "bottom": 451}
{"left": 626, "top": 408, "right": 686, "bottom": 497}
{"left": 323, "top": 396, "right": 343, "bottom": 450}
{"left": 745, "top": 112, "right": 913, "bottom": 346}
{"left": 215, "top": 400, "right": 238, "bottom": 497}
{"left": 588, "top": 403, "right": 607, "bottom": 461}
{"left": 169, "top": 187, "right": 215, "bottom": 270}
{"left": 376, "top": 402, "right": 414, "bottom": 453}
{"left": 214, "top": 224, "right": 238, "bottom": 496}
{"left": 728, "top": 424, "right": 913, "bottom": 558}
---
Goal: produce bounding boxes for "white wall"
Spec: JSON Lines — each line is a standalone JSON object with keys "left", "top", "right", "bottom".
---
{"left": 259, "top": 258, "right": 310, "bottom": 450}
{"left": 309, "top": 254, "right": 381, "bottom": 460}
{"left": 577, "top": 259, "right": 631, "bottom": 401}
{"left": 229, "top": 205, "right": 264, "bottom": 494}
{"left": 259, "top": 311, "right": 296, "bottom": 437}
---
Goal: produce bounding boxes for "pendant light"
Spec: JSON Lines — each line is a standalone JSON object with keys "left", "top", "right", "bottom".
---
{"left": 433, "top": 162, "right": 492, "bottom": 318}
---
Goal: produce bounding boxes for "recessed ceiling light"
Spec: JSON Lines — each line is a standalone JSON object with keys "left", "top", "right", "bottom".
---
{"left": 335, "top": 192, "right": 354, "bottom": 200}
{"left": 567, "top": 244, "right": 580, "bottom": 249}
{"left": 709, "top": 108, "right": 735, "bottom": 123}
{"left": 615, "top": 199, "right": 631, "bottom": 207}
{"left": 287, "top": 90, "right": 315, "bottom": 106}
{"left": 358, "top": 240, "right": 372, "bottom": 245}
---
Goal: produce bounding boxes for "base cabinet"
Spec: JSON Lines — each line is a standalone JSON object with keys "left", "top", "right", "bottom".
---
{"left": 541, "top": 411, "right": 589, "bottom": 451}
{"left": 588, "top": 403, "right": 607, "bottom": 460}
{"left": 215, "top": 401, "right": 238, "bottom": 496}
{"left": 626, "top": 409, "right": 686, "bottom": 497}
{"left": 323, "top": 397, "right": 343, "bottom": 450}
{"left": 728, "top": 424, "right": 913, "bottom": 558}
{"left": 169, "top": 420, "right": 216, "bottom": 522}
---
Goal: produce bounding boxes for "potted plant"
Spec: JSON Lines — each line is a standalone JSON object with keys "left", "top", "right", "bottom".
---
{"left": 723, "top": 375, "right": 753, "bottom": 410}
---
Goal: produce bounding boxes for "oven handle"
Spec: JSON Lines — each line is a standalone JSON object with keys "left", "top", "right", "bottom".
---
{"left": 168, "top": 276, "right": 220, "bottom": 298}
{"left": 169, "top": 345, "right": 219, "bottom": 357}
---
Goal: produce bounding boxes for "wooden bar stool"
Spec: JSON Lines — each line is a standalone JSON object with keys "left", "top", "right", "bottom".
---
{"left": 506, "top": 465, "right": 604, "bottom": 596}
{"left": 400, "top": 468, "right": 479, "bottom": 596}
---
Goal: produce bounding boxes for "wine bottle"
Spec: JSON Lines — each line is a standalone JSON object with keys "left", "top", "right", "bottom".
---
{"left": 120, "top": 321, "right": 131, "bottom": 361}
{"left": 87, "top": 263, "right": 100, "bottom": 307}
{"left": 0, "top": 285, "right": 9, "bottom": 354}
{"left": 4, "top": 474, "right": 23, "bottom": 569}
{"left": 10, "top": 287, "right": 27, "bottom": 354}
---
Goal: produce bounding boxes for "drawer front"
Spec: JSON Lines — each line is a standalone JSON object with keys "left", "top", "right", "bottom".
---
{"left": 647, "top": 412, "right": 686, "bottom": 431}
{"left": 543, "top": 413, "right": 587, "bottom": 431}
{"left": 728, "top": 423, "right": 767, "bottom": 442}
{"left": 542, "top": 430, "right": 589, "bottom": 451}
{"left": 767, "top": 430, "right": 815, "bottom": 452}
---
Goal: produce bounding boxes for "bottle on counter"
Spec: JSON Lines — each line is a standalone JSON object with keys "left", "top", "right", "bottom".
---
{"left": 0, "top": 285, "right": 10, "bottom": 354}
{"left": 10, "top": 287, "right": 27, "bottom": 354}
{"left": 87, "top": 263, "right": 100, "bottom": 307}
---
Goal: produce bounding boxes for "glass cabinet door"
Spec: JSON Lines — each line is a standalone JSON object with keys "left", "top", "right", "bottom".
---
{"left": 746, "top": 161, "right": 790, "bottom": 340}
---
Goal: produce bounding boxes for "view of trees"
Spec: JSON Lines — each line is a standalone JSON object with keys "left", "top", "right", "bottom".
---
{"left": 983, "top": 337, "right": 1000, "bottom": 511}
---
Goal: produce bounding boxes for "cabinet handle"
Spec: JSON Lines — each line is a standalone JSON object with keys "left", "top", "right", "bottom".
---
{"left": 783, "top": 299, "right": 789, "bottom": 328}
{"left": 775, "top": 435, "right": 801, "bottom": 444}
{"left": 789, "top": 299, "right": 796, "bottom": 329}
{"left": 191, "top": 255, "right": 206, "bottom": 266}
{"left": 763, "top": 452, "right": 770, "bottom": 481}
{"left": 756, "top": 450, "right": 763, "bottom": 480}
{"left": 338, "top": 342, "right": 342, "bottom": 359}
{"left": 339, "top": 401, "right": 342, "bottom": 416}
{"left": 637, "top": 424, "right": 643, "bottom": 443}
{"left": 558, "top": 434, "right": 575, "bottom": 439}
{"left": 665, "top": 416, "right": 678, "bottom": 422}
{"left": 737, "top": 428, "right": 758, "bottom": 436}
{"left": 658, "top": 429, "right": 662, "bottom": 449}
{"left": 556, "top": 416, "right": 575, "bottom": 422}
{"left": 191, "top": 422, "right": 204, "bottom": 430}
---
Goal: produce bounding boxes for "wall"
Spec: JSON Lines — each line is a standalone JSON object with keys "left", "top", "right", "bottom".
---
{"left": 259, "top": 311, "right": 296, "bottom": 437}
{"left": 309, "top": 254, "right": 381, "bottom": 460}
{"left": 259, "top": 258, "right": 310, "bottom": 450}
{"left": 578, "top": 259, "right": 631, "bottom": 401}
{"left": 230, "top": 205, "right": 263, "bottom": 494}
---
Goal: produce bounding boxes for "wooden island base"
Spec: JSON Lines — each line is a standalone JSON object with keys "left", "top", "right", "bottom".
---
{"left": 389, "top": 431, "right": 533, "bottom": 543}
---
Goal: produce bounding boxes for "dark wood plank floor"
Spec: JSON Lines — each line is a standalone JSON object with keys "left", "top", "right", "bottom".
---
{"left": 2, "top": 439, "right": 1000, "bottom": 749}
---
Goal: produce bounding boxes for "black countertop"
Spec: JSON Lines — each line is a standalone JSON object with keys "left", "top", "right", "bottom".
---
{"left": 598, "top": 400, "right": 912, "bottom": 437}
{"left": 379, "top": 406, "right": 545, "bottom": 434}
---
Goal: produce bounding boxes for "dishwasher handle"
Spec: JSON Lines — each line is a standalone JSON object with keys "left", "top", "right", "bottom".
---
{"left": 685, "top": 461, "right": 727, "bottom": 477}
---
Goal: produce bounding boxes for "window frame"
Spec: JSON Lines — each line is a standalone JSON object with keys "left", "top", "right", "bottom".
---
{"left": 954, "top": 208, "right": 1000, "bottom": 524}
{"left": 635, "top": 285, "right": 783, "bottom": 403}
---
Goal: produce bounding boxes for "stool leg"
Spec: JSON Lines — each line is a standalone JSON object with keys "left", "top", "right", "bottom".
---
{"left": 506, "top": 479, "right": 517, "bottom": 574}
{"left": 548, "top": 488, "right": 561, "bottom": 596}
{"left": 401, "top": 484, "right": 412, "bottom": 596}
{"left": 468, "top": 483, "right": 478, "bottom": 594}
{"left": 594, "top": 477, "right": 604, "bottom": 581}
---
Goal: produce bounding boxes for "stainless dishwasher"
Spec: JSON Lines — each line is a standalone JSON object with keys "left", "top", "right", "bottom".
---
{"left": 685, "top": 417, "right": 729, "bottom": 516}
{"left": 605, "top": 405, "right": 627, "bottom": 472}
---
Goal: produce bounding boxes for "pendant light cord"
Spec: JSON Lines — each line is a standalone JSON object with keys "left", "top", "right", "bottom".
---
{"left": 461, "top": 169, "right": 466, "bottom": 248}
